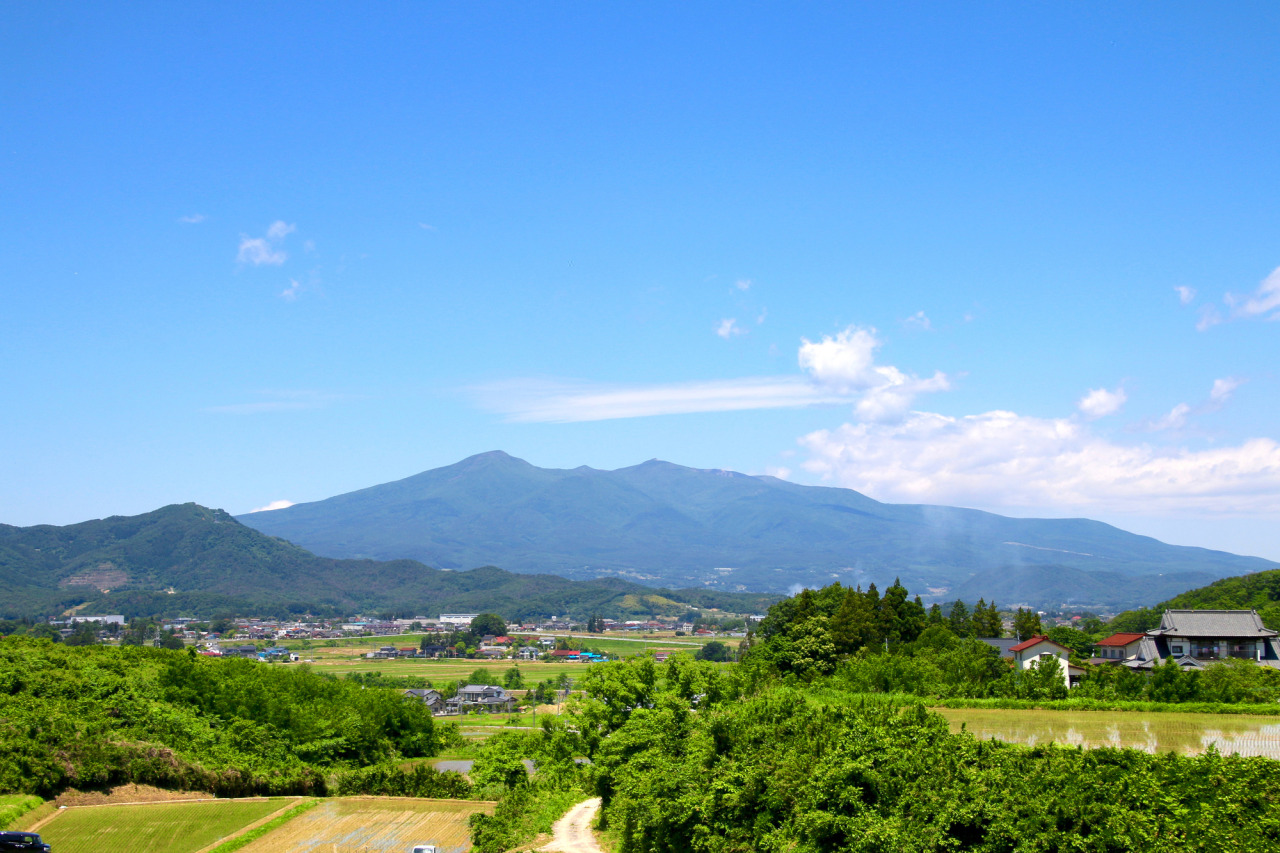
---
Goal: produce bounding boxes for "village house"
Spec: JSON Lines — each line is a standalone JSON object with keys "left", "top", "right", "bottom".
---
{"left": 1009, "top": 636, "right": 1073, "bottom": 689}
{"left": 447, "top": 684, "right": 516, "bottom": 714}
{"left": 1103, "top": 610, "right": 1280, "bottom": 672}
{"left": 402, "top": 688, "right": 446, "bottom": 714}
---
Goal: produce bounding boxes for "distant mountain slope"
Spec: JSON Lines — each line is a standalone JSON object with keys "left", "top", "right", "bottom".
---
{"left": 236, "top": 451, "right": 1278, "bottom": 609}
{"left": 0, "top": 503, "right": 777, "bottom": 619}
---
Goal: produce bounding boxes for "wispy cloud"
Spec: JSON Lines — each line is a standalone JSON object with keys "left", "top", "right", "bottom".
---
{"left": 1226, "top": 265, "right": 1280, "bottom": 321}
{"left": 735, "top": 278, "right": 752, "bottom": 291}
{"left": 800, "top": 410, "right": 1280, "bottom": 516}
{"left": 716, "top": 318, "right": 745, "bottom": 339}
{"left": 280, "top": 279, "right": 302, "bottom": 301}
{"left": 1196, "top": 265, "right": 1280, "bottom": 330}
{"left": 247, "top": 499, "right": 295, "bottom": 513}
{"left": 205, "top": 389, "right": 345, "bottom": 415}
{"left": 1174, "top": 285, "right": 1196, "bottom": 305}
{"left": 179, "top": 213, "right": 206, "bottom": 224}
{"left": 473, "top": 377, "right": 853, "bottom": 423}
{"left": 237, "top": 220, "right": 295, "bottom": 266}
{"left": 474, "top": 325, "right": 949, "bottom": 423}
{"left": 1077, "top": 386, "right": 1126, "bottom": 420}
{"left": 904, "top": 310, "right": 933, "bottom": 331}
{"left": 1196, "top": 305, "right": 1223, "bottom": 332}
{"left": 1141, "top": 376, "right": 1245, "bottom": 432}
{"left": 266, "top": 221, "right": 295, "bottom": 241}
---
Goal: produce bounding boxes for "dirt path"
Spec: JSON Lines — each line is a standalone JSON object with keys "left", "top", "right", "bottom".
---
{"left": 539, "top": 797, "right": 603, "bottom": 853}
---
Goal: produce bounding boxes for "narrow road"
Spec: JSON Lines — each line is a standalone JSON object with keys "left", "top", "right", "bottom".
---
{"left": 539, "top": 796, "right": 603, "bottom": 853}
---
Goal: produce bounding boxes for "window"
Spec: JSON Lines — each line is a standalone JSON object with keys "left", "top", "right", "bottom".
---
{"left": 1171, "top": 645, "right": 1184, "bottom": 655}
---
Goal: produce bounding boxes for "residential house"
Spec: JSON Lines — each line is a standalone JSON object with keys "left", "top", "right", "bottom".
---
{"left": 1110, "top": 610, "right": 1280, "bottom": 672}
{"left": 403, "top": 689, "right": 446, "bottom": 714}
{"left": 1093, "top": 632, "right": 1146, "bottom": 662}
{"left": 1009, "top": 636, "right": 1072, "bottom": 689}
{"left": 446, "top": 684, "right": 516, "bottom": 714}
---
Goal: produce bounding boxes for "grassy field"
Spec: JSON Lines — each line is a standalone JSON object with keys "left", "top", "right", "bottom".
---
{"left": 937, "top": 707, "right": 1280, "bottom": 757}
{"left": 37, "top": 798, "right": 295, "bottom": 853}
{"left": 0, "top": 794, "right": 43, "bottom": 830}
{"left": 305, "top": 657, "right": 589, "bottom": 683}
{"left": 239, "top": 797, "right": 493, "bottom": 853}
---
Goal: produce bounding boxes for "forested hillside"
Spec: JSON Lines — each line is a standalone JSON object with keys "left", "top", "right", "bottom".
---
{"left": 1109, "top": 568, "right": 1280, "bottom": 633}
{"left": 0, "top": 503, "right": 776, "bottom": 619}
{"left": 0, "top": 638, "right": 456, "bottom": 798}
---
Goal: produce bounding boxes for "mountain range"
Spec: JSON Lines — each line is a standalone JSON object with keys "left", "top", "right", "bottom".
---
{"left": 236, "top": 451, "right": 1278, "bottom": 610}
{"left": 0, "top": 503, "right": 776, "bottom": 620}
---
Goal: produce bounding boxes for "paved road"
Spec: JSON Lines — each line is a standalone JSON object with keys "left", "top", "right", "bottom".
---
{"left": 539, "top": 797, "right": 603, "bottom": 853}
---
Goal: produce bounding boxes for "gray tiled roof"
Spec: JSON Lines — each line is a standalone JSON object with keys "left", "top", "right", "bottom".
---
{"left": 1149, "top": 610, "right": 1278, "bottom": 639}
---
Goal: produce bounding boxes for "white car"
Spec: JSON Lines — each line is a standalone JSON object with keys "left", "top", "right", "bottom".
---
{"left": 411, "top": 846, "right": 438, "bottom": 853}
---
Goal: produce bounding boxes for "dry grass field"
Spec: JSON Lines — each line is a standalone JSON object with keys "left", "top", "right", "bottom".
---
{"left": 238, "top": 797, "right": 494, "bottom": 853}
{"left": 35, "top": 798, "right": 294, "bottom": 853}
{"left": 938, "top": 707, "right": 1280, "bottom": 757}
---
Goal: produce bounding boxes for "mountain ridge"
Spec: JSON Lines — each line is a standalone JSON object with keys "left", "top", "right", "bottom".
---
{"left": 0, "top": 502, "right": 777, "bottom": 620}
{"left": 236, "top": 451, "right": 1278, "bottom": 609}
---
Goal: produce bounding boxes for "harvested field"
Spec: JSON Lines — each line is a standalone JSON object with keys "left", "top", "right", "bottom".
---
{"left": 239, "top": 796, "right": 494, "bottom": 853}
{"left": 37, "top": 797, "right": 293, "bottom": 853}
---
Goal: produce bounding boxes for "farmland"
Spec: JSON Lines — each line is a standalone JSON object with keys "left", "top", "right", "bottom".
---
{"left": 937, "top": 707, "right": 1280, "bottom": 758}
{"left": 239, "top": 796, "right": 493, "bottom": 853}
{"left": 35, "top": 798, "right": 295, "bottom": 853}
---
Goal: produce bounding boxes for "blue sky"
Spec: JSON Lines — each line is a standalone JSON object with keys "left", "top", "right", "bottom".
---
{"left": 3, "top": 3, "right": 1278, "bottom": 560}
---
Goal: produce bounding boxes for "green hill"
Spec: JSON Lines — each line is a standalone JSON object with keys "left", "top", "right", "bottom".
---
{"left": 0, "top": 503, "right": 776, "bottom": 619}
{"left": 1110, "top": 568, "right": 1280, "bottom": 632}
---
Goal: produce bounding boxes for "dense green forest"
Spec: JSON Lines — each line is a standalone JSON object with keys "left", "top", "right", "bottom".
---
{"left": 0, "top": 503, "right": 777, "bottom": 619}
{"left": 579, "top": 662, "right": 1280, "bottom": 852}
{"left": 456, "top": 653, "right": 1280, "bottom": 852}
{"left": 1110, "top": 568, "right": 1280, "bottom": 633}
{"left": 741, "top": 581, "right": 1280, "bottom": 705}
{"left": 0, "top": 637, "right": 455, "bottom": 798}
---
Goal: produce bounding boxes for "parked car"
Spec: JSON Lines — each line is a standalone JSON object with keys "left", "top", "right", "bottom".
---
{"left": 410, "top": 846, "right": 437, "bottom": 853}
{"left": 0, "top": 832, "right": 50, "bottom": 852}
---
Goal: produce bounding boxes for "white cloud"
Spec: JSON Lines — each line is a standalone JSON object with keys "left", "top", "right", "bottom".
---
{"left": 1143, "top": 376, "right": 1245, "bottom": 432}
{"left": 266, "top": 220, "right": 296, "bottom": 241}
{"left": 904, "top": 310, "right": 933, "bottom": 331}
{"left": 800, "top": 410, "right": 1280, "bottom": 515}
{"left": 179, "top": 213, "right": 205, "bottom": 224}
{"left": 1077, "top": 386, "right": 1127, "bottom": 420}
{"left": 237, "top": 237, "right": 287, "bottom": 266}
{"left": 472, "top": 377, "right": 853, "bottom": 423}
{"left": 1209, "top": 376, "right": 1244, "bottom": 406}
{"left": 1226, "top": 265, "right": 1280, "bottom": 321}
{"left": 237, "top": 220, "right": 296, "bottom": 266}
{"left": 799, "top": 326, "right": 949, "bottom": 421}
{"left": 419, "top": 222, "right": 437, "bottom": 231}
{"left": 764, "top": 466, "right": 792, "bottom": 480}
{"left": 247, "top": 499, "right": 295, "bottom": 513}
{"left": 1174, "top": 285, "right": 1196, "bottom": 305}
{"left": 1196, "top": 305, "right": 1223, "bottom": 332}
{"left": 476, "top": 325, "right": 948, "bottom": 423}
{"left": 716, "top": 318, "right": 745, "bottom": 339}
{"left": 280, "top": 279, "right": 302, "bottom": 301}
{"left": 1149, "top": 402, "right": 1191, "bottom": 431}
{"left": 735, "top": 278, "right": 751, "bottom": 291}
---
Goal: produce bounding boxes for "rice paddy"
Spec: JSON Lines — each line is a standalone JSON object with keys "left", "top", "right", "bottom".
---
{"left": 937, "top": 707, "right": 1280, "bottom": 757}
{"left": 35, "top": 797, "right": 294, "bottom": 853}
